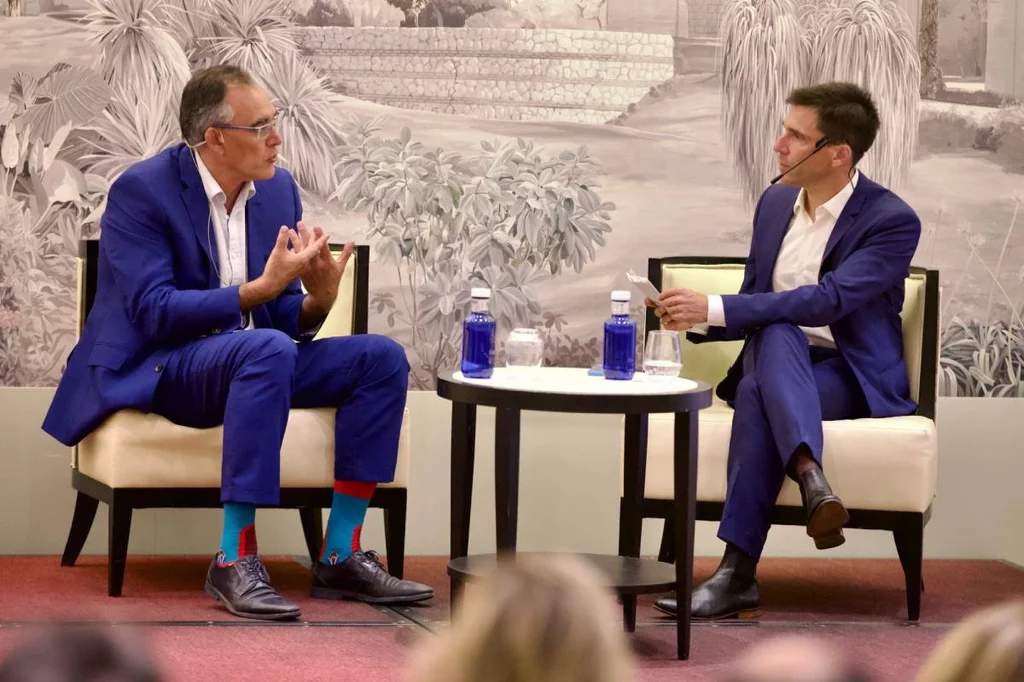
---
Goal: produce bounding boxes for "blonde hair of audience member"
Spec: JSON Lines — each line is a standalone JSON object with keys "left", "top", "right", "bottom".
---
{"left": 915, "top": 599, "right": 1024, "bottom": 682}
{"left": 723, "top": 634, "right": 870, "bottom": 682}
{"left": 406, "top": 555, "right": 633, "bottom": 682}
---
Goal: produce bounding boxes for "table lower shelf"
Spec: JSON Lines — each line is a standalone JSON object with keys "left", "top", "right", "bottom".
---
{"left": 447, "top": 553, "right": 677, "bottom": 596}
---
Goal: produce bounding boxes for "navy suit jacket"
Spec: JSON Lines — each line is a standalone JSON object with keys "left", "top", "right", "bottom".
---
{"left": 43, "top": 143, "right": 311, "bottom": 446}
{"left": 692, "top": 174, "right": 921, "bottom": 418}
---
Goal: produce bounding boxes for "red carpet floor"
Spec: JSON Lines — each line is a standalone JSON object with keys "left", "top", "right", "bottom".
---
{"left": 0, "top": 556, "right": 1021, "bottom": 681}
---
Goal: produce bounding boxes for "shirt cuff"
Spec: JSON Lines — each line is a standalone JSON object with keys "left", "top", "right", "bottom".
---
{"left": 706, "top": 294, "right": 726, "bottom": 327}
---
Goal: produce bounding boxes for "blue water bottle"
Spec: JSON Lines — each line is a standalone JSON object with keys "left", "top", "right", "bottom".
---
{"left": 461, "top": 287, "right": 496, "bottom": 378}
{"left": 603, "top": 290, "right": 636, "bottom": 380}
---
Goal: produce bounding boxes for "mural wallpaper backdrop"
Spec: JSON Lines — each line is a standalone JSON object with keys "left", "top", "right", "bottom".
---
{"left": 0, "top": 0, "right": 1021, "bottom": 395}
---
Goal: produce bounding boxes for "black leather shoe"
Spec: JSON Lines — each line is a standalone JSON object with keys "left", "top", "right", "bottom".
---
{"left": 654, "top": 544, "right": 760, "bottom": 620}
{"left": 798, "top": 466, "right": 849, "bottom": 550}
{"left": 205, "top": 555, "right": 301, "bottom": 621}
{"left": 311, "top": 550, "right": 433, "bottom": 604}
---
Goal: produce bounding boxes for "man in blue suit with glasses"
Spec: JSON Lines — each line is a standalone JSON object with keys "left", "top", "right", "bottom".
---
{"left": 42, "top": 65, "right": 433, "bottom": 620}
{"left": 649, "top": 82, "right": 922, "bottom": 620}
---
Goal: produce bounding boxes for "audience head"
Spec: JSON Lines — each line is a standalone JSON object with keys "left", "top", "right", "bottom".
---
{"left": 915, "top": 599, "right": 1024, "bottom": 682}
{"left": 723, "top": 634, "right": 871, "bottom": 682}
{"left": 406, "top": 554, "right": 633, "bottom": 682}
{"left": 773, "top": 81, "right": 880, "bottom": 188}
{"left": 0, "top": 626, "right": 161, "bottom": 682}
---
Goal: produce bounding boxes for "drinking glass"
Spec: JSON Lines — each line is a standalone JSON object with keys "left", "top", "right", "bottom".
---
{"left": 505, "top": 328, "right": 544, "bottom": 376}
{"left": 643, "top": 330, "right": 683, "bottom": 378}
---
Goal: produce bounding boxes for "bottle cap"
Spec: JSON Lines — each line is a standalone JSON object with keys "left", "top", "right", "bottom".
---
{"left": 471, "top": 287, "right": 491, "bottom": 299}
{"left": 611, "top": 290, "right": 631, "bottom": 302}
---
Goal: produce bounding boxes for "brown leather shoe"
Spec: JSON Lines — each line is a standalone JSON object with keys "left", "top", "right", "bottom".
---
{"left": 798, "top": 467, "right": 849, "bottom": 549}
{"left": 205, "top": 555, "right": 301, "bottom": 621}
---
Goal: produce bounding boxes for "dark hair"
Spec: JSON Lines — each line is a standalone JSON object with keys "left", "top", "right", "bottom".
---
{"left": 179, "top": 65, "right": 256, "bottom": 146}
{"left": 786, "top": 82, "right": 881, "bottom": 167}
{"left": 0, "top": 627, "right": 161, "bottom": 682}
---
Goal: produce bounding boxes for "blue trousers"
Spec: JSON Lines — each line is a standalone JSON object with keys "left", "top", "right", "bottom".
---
{"left": 718, "top": 323, "right": 868, "bottom": 561}
{"left": 152, "top": 329, "right": 410, "bottom": 505}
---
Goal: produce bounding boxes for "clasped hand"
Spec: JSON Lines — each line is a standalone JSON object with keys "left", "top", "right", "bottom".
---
{"left": 260, "top": 222, "right": 354, "bottom": 312}
{"left": 644, "top": 287, "right": 709, "bottom": 332}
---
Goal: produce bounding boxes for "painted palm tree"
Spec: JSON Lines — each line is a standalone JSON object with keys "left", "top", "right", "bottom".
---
{"left": 719, "top": 0, "right": 921, "bottom": 205}
{"left": 808, "top": 0, "right": 920, "bottom": 191}
{"left": 718, "top": 0, "right": 810, "bottom": 208}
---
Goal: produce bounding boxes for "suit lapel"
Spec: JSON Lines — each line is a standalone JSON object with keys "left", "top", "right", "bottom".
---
{"left": 820, "top": 175, "right": 874, "bottom": 269}
{"left": 758, "top": 193, "right": 798, "bottom": 292}
{"left": 177, "top": 146, "right": 217, "bottom": 288}
{"left": 245, "top": 190, "right": 270, "bottom": 280}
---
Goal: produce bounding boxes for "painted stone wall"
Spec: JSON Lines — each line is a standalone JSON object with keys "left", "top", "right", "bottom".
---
{"left": 298, "top": 27, "right": 675, "bottom": 123}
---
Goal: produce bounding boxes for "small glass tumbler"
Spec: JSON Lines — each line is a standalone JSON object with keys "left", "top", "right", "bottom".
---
{"left": 505, "top": 328, "right": 544, "bottom": 377}
{"left": 642, "top": 330, "right": 683, "bottom": 379}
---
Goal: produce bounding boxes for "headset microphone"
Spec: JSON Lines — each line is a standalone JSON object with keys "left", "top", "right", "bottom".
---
{"left": 769, "top": 136, "right": 830, "bottom": 185}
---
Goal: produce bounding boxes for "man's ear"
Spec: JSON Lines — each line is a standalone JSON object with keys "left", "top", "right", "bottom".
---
{"left": 831, "top": 143, "right": 853, "bottom": 168}
{"left": 203, "top": 127, "right": 226, "bottom": 155}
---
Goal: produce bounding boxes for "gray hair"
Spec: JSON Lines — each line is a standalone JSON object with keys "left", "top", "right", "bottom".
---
{"left": 179, "top": 65, "right": 255, "bottom": 146}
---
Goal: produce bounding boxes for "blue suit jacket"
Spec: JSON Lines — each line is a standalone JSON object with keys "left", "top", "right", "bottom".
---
{"left": 43, "top": 143, "right": 311, "bottom": 446}
{"left": 692, "top": 174, "right": 921, "bottom": 418}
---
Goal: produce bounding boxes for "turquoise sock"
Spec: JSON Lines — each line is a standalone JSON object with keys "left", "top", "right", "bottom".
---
{"left": 320, "top": 481, "right": 376, "bottom": 565}
{"left": 217, "top": 502, "right": 257, "bottom": 566}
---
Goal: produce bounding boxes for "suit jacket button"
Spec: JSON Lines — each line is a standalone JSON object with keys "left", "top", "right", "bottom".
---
{"left": 155, "top": 364, "right": 163, "bottom": 372}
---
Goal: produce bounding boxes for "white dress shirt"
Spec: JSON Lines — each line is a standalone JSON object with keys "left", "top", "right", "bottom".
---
{"left": 703, "top": 171, "right": 860, "bottom": 348}
{"left": 193, "top": 151, "right": 256, "bottom": 329}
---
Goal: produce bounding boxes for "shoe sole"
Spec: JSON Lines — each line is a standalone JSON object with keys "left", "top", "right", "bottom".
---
{"left": 205, "top": 583, "right": 301, "bottom": 621}
{"left": 310, "top": 586, "right": 434, "bottom": 604}
{"left": 807, "top": 497, "right": 850, "bottom": 539}
{"left": 814, "top": 530, "right": 846, "bottom": 550}
{"left": 653, "top": 602, "right": 760, "bottom": 620}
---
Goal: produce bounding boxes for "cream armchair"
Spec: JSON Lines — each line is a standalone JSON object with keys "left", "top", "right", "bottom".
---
{"left": 61, "top": 240, "right": 412, "bottom": 596}
{"left": 620, "top": 257, "right": 939, "bottom": 621}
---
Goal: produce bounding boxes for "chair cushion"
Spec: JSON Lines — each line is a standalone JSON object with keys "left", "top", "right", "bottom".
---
{"left": 629, "top": 399, "right": 937, "bottom": 513}
{"left": 77, "top": 408, "right": 411, "bottom": 489}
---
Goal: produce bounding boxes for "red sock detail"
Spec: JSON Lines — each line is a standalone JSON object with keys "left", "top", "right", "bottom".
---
{"left": 351, "top": 524, "right": 363, "bottom": 554}
{"left": 334, "top": 480, "right": 377, "bottom": 499}
{"left": 238, "top": 523, "right": 257, "bottom": 558}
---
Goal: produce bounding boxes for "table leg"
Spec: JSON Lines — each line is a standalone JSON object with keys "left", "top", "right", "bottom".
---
{"left": 674, "top": 410, "right": 698, "bottom": 661}
{"left": 450, "top": 401, "right": 477, "bottom": 613}
{"left": 618, "top": 413, "right": 648, "bottom": 633}
{"left": 494, "top": 407, "right": 521, "bottom": 556}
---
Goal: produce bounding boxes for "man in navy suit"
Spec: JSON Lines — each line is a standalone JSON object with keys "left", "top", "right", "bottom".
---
{"left": 650, "top": 83, "right": 921, "bottom": 619}
{"left": 42, "top": 65, "right": 432, "bottom": 620}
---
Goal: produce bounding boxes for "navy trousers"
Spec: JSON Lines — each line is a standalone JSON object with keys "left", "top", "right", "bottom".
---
{"left": 151, "top": 329, "right": 410, "bottom": 506}
{"left": 718, "top": 323, "right": 869, "bottom": 561}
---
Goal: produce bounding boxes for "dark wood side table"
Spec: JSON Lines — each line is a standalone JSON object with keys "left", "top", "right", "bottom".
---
{"left": 436, "top": 367, "right": 713, "bottom": 660}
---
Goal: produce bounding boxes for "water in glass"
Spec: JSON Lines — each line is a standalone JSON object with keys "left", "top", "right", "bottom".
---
{"left": 505, "top": 328, "right": 544, "bottom": 375}
{"left": 643, "top": 330, "right": 683, "bottom": 378}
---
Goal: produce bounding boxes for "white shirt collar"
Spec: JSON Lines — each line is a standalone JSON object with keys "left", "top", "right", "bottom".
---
{"left": 192, "top": 150, "right": 256, "bottom": 207}
{"left": 793, "top": 170, "right": 860, "bottom": 220}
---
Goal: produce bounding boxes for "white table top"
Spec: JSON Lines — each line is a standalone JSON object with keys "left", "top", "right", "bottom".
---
{"left": 449, "top": 367, "right": 699, "bottom": 396}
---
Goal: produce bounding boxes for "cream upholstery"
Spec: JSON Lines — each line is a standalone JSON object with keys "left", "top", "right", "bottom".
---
{"left": 623, "top": 263, "right": 938, "bottom": 513}
{"left": 78, "top": 407, "right": 411, "bottom": 490}
{"left": 74, "top": 246, "right": 412, "bottom": 490}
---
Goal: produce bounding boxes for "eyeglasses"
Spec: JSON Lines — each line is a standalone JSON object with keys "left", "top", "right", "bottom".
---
{"left": 211, "top": 109, "right": 281, "bottom": 140}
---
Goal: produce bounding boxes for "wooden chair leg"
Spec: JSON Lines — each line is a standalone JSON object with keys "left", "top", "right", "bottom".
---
{"left": 383, "top": 489, "right": 407, "bottom": 580}
{"left": 893, "top": 516, "right": 924, "bottom": 622}
{"left": 658, "top": 516, "right": 676, "bottom": 564}
{"left": 61, "top": 492, "right": 99, "bottom": 567}
{"left": 299, "top": 507, "right": 324, "bottom": 564}
{"left": 107, "top": 495, "right": 132, "bottom": 597}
